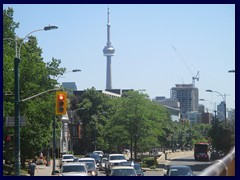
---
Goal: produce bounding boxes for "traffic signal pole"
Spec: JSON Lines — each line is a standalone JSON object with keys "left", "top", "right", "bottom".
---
{"left": 14, "top": 57, "right": 20, "bottom": 176}
{"left": 52, "top": 114, "right": 56, "bottom": 175}
{"left": 52, "top": 91, "right": 67, "bottom": 175}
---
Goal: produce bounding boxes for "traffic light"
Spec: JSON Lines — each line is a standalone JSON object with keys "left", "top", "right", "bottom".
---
{"left": 55, "top": 91, "right": 67, "bottom": 115}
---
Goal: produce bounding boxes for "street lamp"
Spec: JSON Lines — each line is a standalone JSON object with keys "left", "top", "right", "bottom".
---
{"left": 4, "top": 25, "right": 58, "bottom": 176}
{"left": 56, "top": 69, "right": 81, "bottom": 81}
{"left": 206, "top": 89, "right": 227, "bottom": 122}
{"left": 228, "top": 70, "right": 235, "bottom": 73}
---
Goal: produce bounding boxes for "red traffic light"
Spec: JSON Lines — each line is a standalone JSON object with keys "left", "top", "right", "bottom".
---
{"left": 58, "top": 94, "right": 64, "bottom": 100}
{"left": 55, "top": 92, "right": 67, "bottom": 115}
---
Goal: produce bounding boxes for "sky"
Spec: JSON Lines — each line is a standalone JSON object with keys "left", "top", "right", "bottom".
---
{"left": 3, "top": 4, "right": 235, "bottom": 111}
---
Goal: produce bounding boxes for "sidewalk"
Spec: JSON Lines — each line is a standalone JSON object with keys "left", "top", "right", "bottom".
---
{"left": 35, "top": 159, "right": 60, "bottom": 176}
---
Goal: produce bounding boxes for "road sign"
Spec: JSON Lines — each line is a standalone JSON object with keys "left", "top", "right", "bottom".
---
{"left": 5, "top": 116, "right": 26, "bottom": 127}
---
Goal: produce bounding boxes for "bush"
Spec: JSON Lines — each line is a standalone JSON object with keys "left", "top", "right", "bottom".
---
{"left": 142, "top": 157, "right": 155, "bottom": 168}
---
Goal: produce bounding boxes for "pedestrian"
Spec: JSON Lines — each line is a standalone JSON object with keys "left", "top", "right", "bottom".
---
{"left": 28, "top": 160, "right": 38, "bottom": 176}
{"left": 40, "top": 152, "right": 43, "bottom": 159}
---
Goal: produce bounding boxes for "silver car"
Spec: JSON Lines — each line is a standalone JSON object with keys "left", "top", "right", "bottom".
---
{"left": 59, "top": 162, "right": 89, "bottom": 176}
{"left": 110, "top": 166, "right": 137, "bottom": 176}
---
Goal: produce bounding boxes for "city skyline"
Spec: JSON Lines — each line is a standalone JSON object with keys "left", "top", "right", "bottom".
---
{"left": 3, "top": 4, "right": 235, "bottom": 110}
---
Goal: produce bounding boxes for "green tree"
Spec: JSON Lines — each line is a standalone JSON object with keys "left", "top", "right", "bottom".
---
{"left": 3, "top": 7, "right": 66, "bottom": 167}
{"left": 209, "top": 119, "right": 235, "bottom": 154}
{"left": 103, "top": 91, "right": 172, "bottom": 158}
{"left": 70, "top": 87, "right": 110, "bottom": 154}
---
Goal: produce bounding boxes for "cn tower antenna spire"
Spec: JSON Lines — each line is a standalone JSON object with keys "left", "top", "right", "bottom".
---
{"left": 103, "top": 6, "right": 115, "bottom": 90}
{"left": 107, "top": 6, "right": 110, "bottom": 24}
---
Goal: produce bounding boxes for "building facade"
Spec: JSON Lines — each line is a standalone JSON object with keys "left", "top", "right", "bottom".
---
{"left": 171, "top": 84, "right": 199, "bottom": 118}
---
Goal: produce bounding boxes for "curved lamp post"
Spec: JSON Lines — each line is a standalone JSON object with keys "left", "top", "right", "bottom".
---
{"left": 4, "top": 25, "right": 58, "bottom": 176}
{"left": 56, "top": 69, "right": 81, "bottom": 81}
{"left": 228, "top": 70, "right": 235, "bottom": 73}
{"left": 206, "top": 90, "right": 226, "bottom": 122}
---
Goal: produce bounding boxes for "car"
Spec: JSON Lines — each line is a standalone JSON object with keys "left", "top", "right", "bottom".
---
{"left": 105, "top": 154, "right": 127, "bottom": 175}
{"left": 59, "top": 154, "right": 75, "bottom": 168}
{"left": 84, "top": 161, "right": 98, "bottom": 176}
{"left": 164, "top": 165, "right": 194, "bottom": 176}
{"left": 99, "top": 157, "right": 107, "bottom": 171}
{"left": 109, "top": 166, "right": 137, "bottom": 176}
{"left": 118, "top": 161, "right": 145, "bottom": 176}
{"left": 59, "top": 162, "right": 89, "bottom": 176}
{"left": 93, "top": 150, "right": 104, "bottom": 157}
{"left": 85, "top": 153, "right": 101, "bottom": 167}
{"left": 78, "top": 158, "right": 97, "bottom": 168}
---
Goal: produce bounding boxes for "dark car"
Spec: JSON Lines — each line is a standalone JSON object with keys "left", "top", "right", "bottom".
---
{"left": 85, "top": 162, "right": 98, "bottom": 176}
{"left": 164, "top": 165, "right": 194, "bottom": 176}
{"left": 84, "top": 153, "right": 101, "bottom": 166}
{"left": 118, "top": 161, "right": 145, "bottom": 176}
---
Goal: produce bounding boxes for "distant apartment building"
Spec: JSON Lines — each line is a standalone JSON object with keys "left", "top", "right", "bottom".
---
{"left": 228, "top": 109, "right": 235, "bottom": 121}
{"left": 155, "top": 96, "right": 180, "bottom": 108}
{"left": 154, "top": 96, "right": 180, "bottom": 121}
{"left": 186, "top": 111, "right": 202, "bottom": 124}
{"left": 217, "top": 101, "right": 225, "bottom": 121}
{"left": 171, "top": 84, "right": 199, "bottom": 118}
{"left": 202, "top": 112, "right": 212, "bottom": 124}
{"left": 62, "top": 82, "right": 77, "bottom": 94}
{"left": 198, "top": 104, "right": 205, "bottom": 114}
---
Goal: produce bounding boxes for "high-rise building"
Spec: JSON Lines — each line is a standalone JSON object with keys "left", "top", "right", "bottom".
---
{"left": 217, "top": 101, "right": 225, "bottom": 121}
{"left": 62, "top": 82, "right": 77, "bottom": 94}
{"left": 103, "top": 7, "right": 115, "bottom": 90}
{"left": 171, "top": 84, "right": 199, "bottom": 117}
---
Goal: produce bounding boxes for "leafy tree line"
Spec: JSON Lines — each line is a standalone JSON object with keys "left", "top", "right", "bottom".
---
{"left": 3, "top": 7, "right": 65, "bottom": 167}
{"left": 70, "top": 88, "right": 227, "bottom": 156}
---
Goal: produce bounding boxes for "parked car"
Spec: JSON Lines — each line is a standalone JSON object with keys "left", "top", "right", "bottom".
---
{"left": 118, "top": 161, "right": 145, "bottom": 176}
{"left": 59, "top": 162, "right": 89, "bottom": 176}
{"left": 164, "top": 165, "right": 194, "bottom": 176}
{"left": 109, "top": 166, "right": 137, "bottom": 176}
{"left": 59, "top": 154, "right": 75, "bottom": 168}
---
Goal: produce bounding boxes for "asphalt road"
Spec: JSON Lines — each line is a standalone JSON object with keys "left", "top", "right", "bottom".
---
{"left": 165, "top": 155, "right": 213, "bottom": 175}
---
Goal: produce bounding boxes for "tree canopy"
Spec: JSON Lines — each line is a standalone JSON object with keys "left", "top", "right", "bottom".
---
{"left": 3, "top": 7, "right": 65, "bottom": 164}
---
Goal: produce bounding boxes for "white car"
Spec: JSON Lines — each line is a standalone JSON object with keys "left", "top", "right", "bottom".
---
{"left": 78, "top": 158, "right": 97, "bottom": 168}
{"left": 110, "top": 166, "right": 137, "bottom": 176}
{"left": 60, "top": 154, "right": 75, "bottom": 168}
{"left": 59, "top": 162, "right": 89, "bottom": 176}
{"left": 93, "top": 150, "right": 104, "bottom": 157}
{"left": 105, "top": 154, "right": 127, "bottom": 174}
{"left": 99, "top": 157, "right": 107, "bottom": 171}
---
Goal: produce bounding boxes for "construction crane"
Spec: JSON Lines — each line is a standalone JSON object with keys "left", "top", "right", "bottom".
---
{"left": 192, "top": 71, "right": 199, "bottom": 88}
{"left": 171, "top": 45, "right": 200, "bottom": 87}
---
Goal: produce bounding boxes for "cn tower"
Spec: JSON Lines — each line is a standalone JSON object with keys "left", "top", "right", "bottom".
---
{"left": 103, "top": 7, "right": 115, "bottom": 90}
